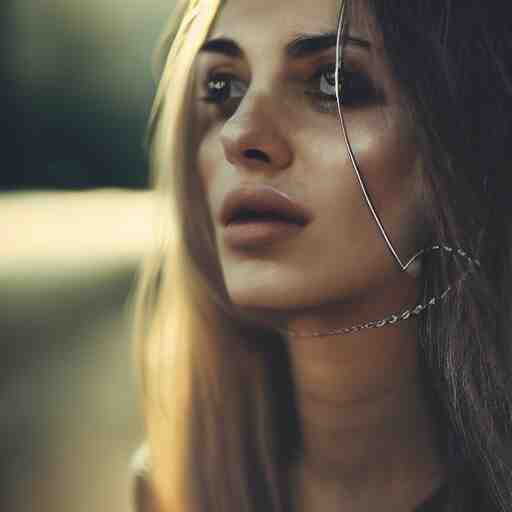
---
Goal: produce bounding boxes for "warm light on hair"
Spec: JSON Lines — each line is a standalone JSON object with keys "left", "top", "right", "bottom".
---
{"left": 134, "top": 1, "right": 292, "bottom": 511}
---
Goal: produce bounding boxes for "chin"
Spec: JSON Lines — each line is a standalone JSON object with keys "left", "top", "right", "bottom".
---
{"left": 226, "top": 281, "right": 337, "bottom": 313}
{"left": 228, "top": 287, "right": 297, "bottom": 310}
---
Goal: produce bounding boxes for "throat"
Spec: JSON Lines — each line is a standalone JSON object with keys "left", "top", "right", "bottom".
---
{"left": 284, "top": 324, "right": 445, "bottom": 512}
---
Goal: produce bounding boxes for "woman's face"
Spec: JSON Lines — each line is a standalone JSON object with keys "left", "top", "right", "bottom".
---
{"left": 191, "top": 0, "right": 430, "bottom": 324}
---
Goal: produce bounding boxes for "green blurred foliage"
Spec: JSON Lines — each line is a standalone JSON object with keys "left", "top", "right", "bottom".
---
{"left": 2, "top": 0, "right": 177, "bottom": 190}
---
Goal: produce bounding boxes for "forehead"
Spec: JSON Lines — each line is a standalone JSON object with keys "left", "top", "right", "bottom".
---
{"left": 213, "top": 0, "right": 337, "bottom": 33}
{"left": 209, "top": 0, "right": 373, "bottom": 42}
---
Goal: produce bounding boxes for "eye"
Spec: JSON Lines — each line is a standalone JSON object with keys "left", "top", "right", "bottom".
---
{"left": 317, "top": 65, "right": 338, "bottom": 96}
{"left": 306, "top": 63, "right": 384, "bottom": 111}
{"left": 200, "top": 72, "right": 247, "bottom": 105}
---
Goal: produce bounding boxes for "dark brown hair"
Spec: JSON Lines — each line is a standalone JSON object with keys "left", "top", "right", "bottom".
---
{"left": 365, "top": 1, "right": 512, "bottom": 510}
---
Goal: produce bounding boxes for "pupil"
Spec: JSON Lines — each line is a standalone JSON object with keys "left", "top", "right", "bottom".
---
{"left": 209, "top": 79, "right": 228, "bottom": 100}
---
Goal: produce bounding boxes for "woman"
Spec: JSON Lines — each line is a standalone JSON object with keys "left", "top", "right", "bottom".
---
{"left": 133, "top": 0, "right": 512, "bottom": 510}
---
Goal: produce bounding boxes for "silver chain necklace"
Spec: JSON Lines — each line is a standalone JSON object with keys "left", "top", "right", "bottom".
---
{"left": 278, "top": 246, "right": 480, "bottom": 338}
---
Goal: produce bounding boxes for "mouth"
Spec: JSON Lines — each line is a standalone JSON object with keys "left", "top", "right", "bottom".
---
{"left": 220, "top": 185, "right": 313, "bottom": 249}
{"left": 228, "top": 209, "right": 307, "bottom": 225}
{"left": 221, "top": 185, "right": 312, "bottom": 226}
{"left": 224, "top": 217, "right": 305, "bottom": 249}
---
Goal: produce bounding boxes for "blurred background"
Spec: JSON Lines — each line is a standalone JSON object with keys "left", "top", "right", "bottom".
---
{"left": 1, "top": 1, "right": 177, "bottom": 510}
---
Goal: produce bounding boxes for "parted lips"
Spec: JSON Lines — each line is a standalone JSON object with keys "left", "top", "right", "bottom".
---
{"left": 220, "top": 185, "right": 313, "bottom": 226}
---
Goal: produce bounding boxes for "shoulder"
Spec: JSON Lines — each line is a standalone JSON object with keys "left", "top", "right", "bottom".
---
{"left": 131, "top": 443, "right": 160, "bottom": 512}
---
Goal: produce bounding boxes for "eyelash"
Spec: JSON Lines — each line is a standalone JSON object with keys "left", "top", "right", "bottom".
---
{"left": 199, "top": 63, "right": 382, "bottom": 113}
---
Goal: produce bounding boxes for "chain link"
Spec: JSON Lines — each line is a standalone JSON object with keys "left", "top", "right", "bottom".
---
{"left": 279, "top": 245, "right": 480, "bottom": 338}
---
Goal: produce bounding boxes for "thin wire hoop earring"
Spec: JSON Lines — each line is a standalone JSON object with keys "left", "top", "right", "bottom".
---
{"left": 334, "top": 3, "right": 480, "bottom": 276}
{"left": 276, "top": 2, "right": 481, "bottom": 338}
{"left": 334, "top": 2, "right": 421, "bottom": 274}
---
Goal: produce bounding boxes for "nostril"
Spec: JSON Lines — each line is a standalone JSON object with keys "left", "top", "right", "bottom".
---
{"left": 243, "top": 148, "right": 270, "bottom": 163}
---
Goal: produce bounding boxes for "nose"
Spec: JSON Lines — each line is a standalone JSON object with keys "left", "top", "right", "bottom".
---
{"left": 220, "top": 91, "right": 293, "bottom": 173}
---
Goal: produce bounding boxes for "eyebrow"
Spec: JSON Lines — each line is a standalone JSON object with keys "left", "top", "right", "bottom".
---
{"left": 198, "top": 32, "right": 371, "bottom": 60}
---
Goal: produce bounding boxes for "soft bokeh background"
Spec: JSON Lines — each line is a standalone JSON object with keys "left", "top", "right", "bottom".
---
{"left": 1, "top": 1, "right": 177, "bottom": 510}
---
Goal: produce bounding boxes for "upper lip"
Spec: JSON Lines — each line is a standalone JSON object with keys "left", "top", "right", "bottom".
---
{"left": 220, "top": 185, "right": 313, "bottom": 226}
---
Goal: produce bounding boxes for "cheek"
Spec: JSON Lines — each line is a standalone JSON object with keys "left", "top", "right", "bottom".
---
{"left": 195, "top": 119, "right": 238, "bottom": 253}
{"left": 197, "top": 131, "right": 217, "bottom": 186}
{"left": 193, "top": 105, "right": 222, "bottom": 197}
{"left": 343, "top": 105, "right": 418, "bottom": 184}
{"left": 294, "top": 103, "right": 428, "bottom": 279}
{"left": 342, "top": 106, "right": 429, "bottom": 253}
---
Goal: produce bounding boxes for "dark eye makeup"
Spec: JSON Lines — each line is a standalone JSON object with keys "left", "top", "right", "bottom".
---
{"left": 198, "top": 62, "right": 384, "bottom": 114}
{"left": 305, "top": 63, "right": 385, "bottom": 112}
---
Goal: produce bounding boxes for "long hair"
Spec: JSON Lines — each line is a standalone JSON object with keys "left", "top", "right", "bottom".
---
{"left": 367, "top": 2, "right": 512, "bottom": 510}
{"left": 134, "top": 1, "right": 512, "bottom": 511}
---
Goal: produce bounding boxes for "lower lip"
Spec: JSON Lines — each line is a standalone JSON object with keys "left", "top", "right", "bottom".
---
{"left": 223, "top": 219, "right": 305, "bottom": 249}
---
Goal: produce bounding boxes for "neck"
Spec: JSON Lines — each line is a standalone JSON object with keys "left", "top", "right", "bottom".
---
{"left": 284, "top": 316, "right": 445, "bottom": 512}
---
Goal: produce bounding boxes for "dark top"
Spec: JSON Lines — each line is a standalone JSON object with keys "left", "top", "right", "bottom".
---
{"left": 132, "top": 445, "right": 483, "bottom": 512}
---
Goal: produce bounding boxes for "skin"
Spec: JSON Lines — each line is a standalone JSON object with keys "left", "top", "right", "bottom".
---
{"left": 191, "top": 0, "right": 444, "bottom": 510}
